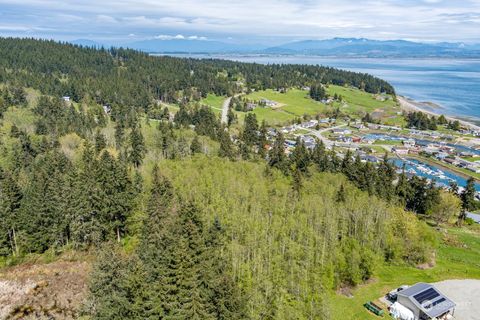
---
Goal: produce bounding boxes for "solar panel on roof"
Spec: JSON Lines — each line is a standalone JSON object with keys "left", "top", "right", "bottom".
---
{"left": 431, "top": 298, "right": 446, "bottom": 307}
{"left": 413, "top": 288, "right": 440, "bottom": 304}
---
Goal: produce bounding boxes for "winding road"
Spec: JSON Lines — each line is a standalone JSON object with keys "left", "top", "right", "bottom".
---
{"left": 221, "top": 97, "right": 232, "bottom": 124}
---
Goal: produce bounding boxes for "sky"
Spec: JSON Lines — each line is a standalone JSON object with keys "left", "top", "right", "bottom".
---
{"left": 0, "top": 0, "right": 479, "bottom": 45}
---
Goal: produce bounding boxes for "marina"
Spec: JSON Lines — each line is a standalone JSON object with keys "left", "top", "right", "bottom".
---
{"left": 391, "top": 158, "right": 480, "bottom": 192}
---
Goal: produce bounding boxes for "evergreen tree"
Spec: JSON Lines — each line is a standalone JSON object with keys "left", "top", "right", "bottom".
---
{"left": 459, "top": 178, "right": 476, "bottom": 224}
{"left": 71, "top": 142, "right": 105, "bottom": 247}
{"left": 242, "top": 113, "right": 259, "bottom": 148}
{"left": 94, "top": 129, "right": 107, "bottom": 153}
{"left": 19, "top": 150, "right": 71, "bottom": 253}
{"left": 190, "top": 135, "right": 202, "bottom": 154}
{"left": 88, "top": 244, "right": 148, "bottom": 320}
{"left": 218, "top": 128, "right": 235, "bottom": 160}
{"left": 290, "top": 137, "right": 310, "bottom": 173}
{"left": 335, "top": 184, "right": 347, "bottom": 203}
{"left": 129, "top": 125, "right": 146, "bottom": 167}
{"left": 0, "top": 168, "right": 22, "bottom": 256}
{"left": 268, "top": 132, "right": 288, "bottom": 173}
{"left": 257, "top": 121, "right": 268, "bottom": 159}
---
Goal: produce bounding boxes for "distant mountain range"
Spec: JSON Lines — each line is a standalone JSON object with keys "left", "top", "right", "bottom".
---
{"left": 264, "top": 38, "right": 480, "bottom": 57}
{"left": 69, "top": 37, "right": 480, "bottom": 57}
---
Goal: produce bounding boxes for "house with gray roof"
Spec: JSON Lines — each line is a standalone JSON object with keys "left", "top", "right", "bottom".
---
{"left": 396, "top": 283, "right": 455, "bottom": 320}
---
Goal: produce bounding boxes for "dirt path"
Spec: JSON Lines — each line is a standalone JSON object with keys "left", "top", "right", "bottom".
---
{"left": 221, "top": 97, "right": 232, "bottom": 124}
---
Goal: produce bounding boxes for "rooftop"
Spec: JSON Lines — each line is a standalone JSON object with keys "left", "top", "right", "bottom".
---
{"left": 397, "top": 283, "right": 455, "bottom": 318}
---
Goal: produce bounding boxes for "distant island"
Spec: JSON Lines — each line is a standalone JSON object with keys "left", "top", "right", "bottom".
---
{"left": 70, "top": 37, "right": 480, "bottom": 58}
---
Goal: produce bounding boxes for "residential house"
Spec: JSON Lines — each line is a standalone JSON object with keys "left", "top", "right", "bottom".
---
{"left": 395, "top": 283, "right": 455, "bottom": 320}
{"left": 331, "top": 128, "right": 352, "bottom": 135}
{"left": 392, "top": 147, "right": 410, "bottom": 155}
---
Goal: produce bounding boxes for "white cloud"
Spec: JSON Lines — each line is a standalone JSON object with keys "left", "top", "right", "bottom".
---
{"left": 153, "top": 34, "right": 207, "bottom": 40}
{"left": 0, "top": 0, "right": 479, "bottom": 42}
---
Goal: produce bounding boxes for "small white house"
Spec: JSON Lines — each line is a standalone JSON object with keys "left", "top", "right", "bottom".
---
{"left": 62, "top": 96, "right": 71, "bottom": 102}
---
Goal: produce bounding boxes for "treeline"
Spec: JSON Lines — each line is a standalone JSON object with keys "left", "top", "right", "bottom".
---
{"left": 405, "top": 111, "right": 461, "bottom": 131}
{"left": 0, "top": 37, "right": 394, "bottom": 115}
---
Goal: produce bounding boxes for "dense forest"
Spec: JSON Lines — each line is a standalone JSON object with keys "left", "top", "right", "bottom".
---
{"left": 0, "top": 37, "right": 394, "bottom": 112}
{"left": 0, "top": 38, "right": 466, "bottom": 319}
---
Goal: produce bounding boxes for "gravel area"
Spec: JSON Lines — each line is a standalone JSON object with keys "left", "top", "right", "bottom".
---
{"left": 433, "top": 279, "right": 480, "bottom": 320}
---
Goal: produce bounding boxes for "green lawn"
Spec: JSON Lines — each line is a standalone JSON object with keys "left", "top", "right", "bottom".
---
{"left": 330, "top": 226, "right": 480, "bottom": 320}
{"left": 200, "top": 93, "right": 225, "bottom": 114}
{"left": 462, "top": 156, "right": 480, "bottom": 163}
{"left": 373, "top": 140, "right": 402, "bottom": 146}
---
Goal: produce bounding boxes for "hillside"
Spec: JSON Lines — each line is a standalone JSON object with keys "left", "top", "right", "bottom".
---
{"left": 0, "top": 38, "right": 477, "bottom": 320}
{"left": 0, "top": 37, "right": 394, "bottom": 109}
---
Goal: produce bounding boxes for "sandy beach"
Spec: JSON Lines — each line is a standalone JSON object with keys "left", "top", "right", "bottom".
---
{"left": 397, "top": 96, "right": 480, "bottom": 131}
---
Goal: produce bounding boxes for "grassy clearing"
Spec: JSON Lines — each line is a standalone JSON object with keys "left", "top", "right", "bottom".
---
{"left": 330, "top": 226, "right": 480, "bottom": 320}
{"left": 240, "top": 86, "right": 402, "bottom": 126}
{"left": 241, "top": 89, "right": 328, "bottom": 125}
{"left": 327, "top": 85, "right": 405, "bottom": 126}
{"left": 200, "top": 93, "right": 225, "bottom": 114}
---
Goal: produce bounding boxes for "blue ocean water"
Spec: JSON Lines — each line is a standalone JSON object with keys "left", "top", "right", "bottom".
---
{"left": 184, "top": 55, "right": 480, "bottom": 122}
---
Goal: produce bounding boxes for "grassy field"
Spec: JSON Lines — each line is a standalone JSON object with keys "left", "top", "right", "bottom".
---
{"left": 239, "top": 86, "right": 403, "bottom": 126}
{"left": 164, "top": 86, "right": 403, "bottom": 127}
{"left": 330, "top": 226, "right": 480, "bottom": 320}
{"left": 327, "top": 86, "right": 405, "bottom": 126}
{"left": 241, "top": 88, "right": 328, "bottom": 125}
{"left": 200, "top": 93, "right": 225, "bottom": 114}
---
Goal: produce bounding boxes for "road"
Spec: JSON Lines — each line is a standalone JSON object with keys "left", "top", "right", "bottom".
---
{"left": 221, "top": 97, "right": 232, "bottom": 124}
{"left": 304, "top": 124, "right": 394, "bottom": 152}
{"left": 303, "top": 124, "right": 347, "bottom": 148}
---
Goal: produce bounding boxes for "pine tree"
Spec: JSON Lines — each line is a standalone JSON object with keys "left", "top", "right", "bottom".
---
{"left": 312, "top": 139, "right": 328, "bottom": 172}
{"left": 218, "top": 128, "right": 235, "bottom": 160}
{"left": 335, "top": 184, "right": 347, "bottom": 203}
{"left": 0, "top": 168, "right": 22, "bottom": 256}
{"left": 88, "top": 244, "right": 147, "bottom": 320}
{"left": 19, "top": 150, "right": 70, "bottom": 253}
{"left": 268, "top": 132, "right": 288, "bottom": 173}
{"left": 258, "top": 120, "right": 268, "bottom": 159}
{"left": 94, "top": 129, "right": 107, "bottom": 153}
{"left": 114, "top": 119, "right": 125, "bottom": 149}
{"left": 292, "top": 167, "right": 303, "bottom": 196}
{"left": 71, "top": 142, "right": 105, "bottom": 247}
{"left": 459, "top": 177, "right": 476, "bottom": 224}
{"left": 290, "top": 137, "right": 310, "bottom": 173}
{"left": 97, "top": 151, "right": 134, "bottom": 242}
{"left": 129, "top": 125, "right": 146, "bottom": 167}
{"left": 190, "top": 135, "right": 202, "bottom": 154}
{"left": 242, "top": 113, "right": 259, "bottom": 148}
{"left": 138, "top": 165, "right": 176, "bottom": 318}
{"left": 173, "top": 203, "right": 215, "bottom": 320}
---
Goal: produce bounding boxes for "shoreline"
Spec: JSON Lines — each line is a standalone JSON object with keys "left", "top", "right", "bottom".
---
{"left": 397, "top": 95, "right": 480, "bottom": 131}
